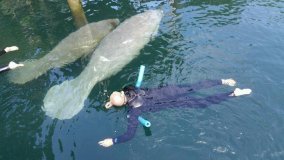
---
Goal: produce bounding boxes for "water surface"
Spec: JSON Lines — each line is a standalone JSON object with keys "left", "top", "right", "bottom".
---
{"left": 0, "top": 0, "right": 284, "bottom": 159}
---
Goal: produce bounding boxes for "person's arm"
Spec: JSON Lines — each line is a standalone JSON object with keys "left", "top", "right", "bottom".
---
{"left": 112, "top": 115, "right": 139, "bottom": 144}
{"left": 98, "top": 109, "right": 140, "bottom": 147}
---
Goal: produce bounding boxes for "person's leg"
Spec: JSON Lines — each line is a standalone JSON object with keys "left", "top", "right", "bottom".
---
{"left": 189, "top": 92, "right": 233, "bottom": 108}
{"left": 147, "top": 79, "right": 236, "bottom": 100}
{"left": 145, "top": 91, "right": 233, "bottom": 111}
{"left": 189, "top": 88, "right": 252, "bottom": 108}
{"left": 178, "top": 78, "right": 236, "bottom": 92}
{"left": 145, "top": 88, "right": 251, "bottom": 112}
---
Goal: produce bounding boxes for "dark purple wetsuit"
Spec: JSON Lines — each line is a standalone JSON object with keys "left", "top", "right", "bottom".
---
{"left": 0, "top": 49, "right": 10, "bottom": 73}
{"left": 0, "top": 49, "right": 7, "bottom": 56}
{"left": 112, "top": 79, "right": 234, "bottom": 144}
{"left": 0, "top": 65, "right": 10, "bottom": 73}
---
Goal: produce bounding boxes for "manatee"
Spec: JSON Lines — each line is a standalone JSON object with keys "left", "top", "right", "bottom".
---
{"left": 42, "top": 10, "right": 163, "bottom": 120}
{"left": 8, "top": 19, "right": 120, "bottom": 84}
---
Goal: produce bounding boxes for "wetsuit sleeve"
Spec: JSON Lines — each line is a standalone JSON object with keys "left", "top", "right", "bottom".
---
{"left": 112, "top": 109, "right": 140, "bottom": 144}
{"left": 0, "top": 49, "right": 7, "bottom": 56}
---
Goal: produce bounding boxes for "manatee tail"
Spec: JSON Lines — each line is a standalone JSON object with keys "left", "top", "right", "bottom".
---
{"left": 42, "top": 77, "right": 96, "bottom": 120}
{"left": 7, "top": 59, "right": 49, "bottom": 84}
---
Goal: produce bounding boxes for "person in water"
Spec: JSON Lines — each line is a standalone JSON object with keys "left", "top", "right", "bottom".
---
{"left": 98, "top": 78, "right": 252, "bottom": 147}
{"left": 0, "top": 46, "right": 24, "bottom": 73}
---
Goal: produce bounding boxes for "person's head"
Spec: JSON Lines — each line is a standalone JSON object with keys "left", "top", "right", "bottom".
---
{"left": 105, "top": 91, "right": 126, "bottom": 109}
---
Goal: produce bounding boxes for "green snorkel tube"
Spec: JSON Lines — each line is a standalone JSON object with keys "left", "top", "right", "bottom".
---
{"left": 136, "top": 65, "right": 151, "bottom": 128}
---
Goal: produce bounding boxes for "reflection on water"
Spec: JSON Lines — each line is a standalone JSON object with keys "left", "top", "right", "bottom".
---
{"left": 1, "top": 0, "right": 284, "bottom": 160}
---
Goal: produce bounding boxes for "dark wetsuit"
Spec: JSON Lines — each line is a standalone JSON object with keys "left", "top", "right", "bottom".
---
{"left": 0, "top": 49, "right": 7, "bottom": 56}
{"left": 0, "top": 65, "right": 10, "bottom": 73}
{"left": 112, "top": 79, "right": 234, "bottom": 144}
{"left": 0, "top": 49, "right": 10, "bottom": 73}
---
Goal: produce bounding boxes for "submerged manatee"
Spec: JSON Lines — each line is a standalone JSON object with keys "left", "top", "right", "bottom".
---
{"left": 43, "top": 10, "right": 163, "bottom": 120}
{"left": 8, "top": 19, "right": 120, "bottom": 84}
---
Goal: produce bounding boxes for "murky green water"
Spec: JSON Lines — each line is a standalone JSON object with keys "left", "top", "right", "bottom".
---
{"left": 0, "top": 0, "right": 284, "bottom": 159}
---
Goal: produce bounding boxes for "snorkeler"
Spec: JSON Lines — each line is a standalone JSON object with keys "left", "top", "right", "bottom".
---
{"left": 98, "top": 79, "right": 252, "bottom": 147}
{"left": 0, "top": 46, "right": 19, "bottom": 56}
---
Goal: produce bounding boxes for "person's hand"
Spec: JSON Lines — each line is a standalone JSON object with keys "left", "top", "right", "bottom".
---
{"left": 98, "top": 138, "right": 114, "bottom": 147}
{"left": 8, "top": 61, "right": 24, "bottom": 70}
{"left": 4, "top": 46, "right": 19, "bottom": 52}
